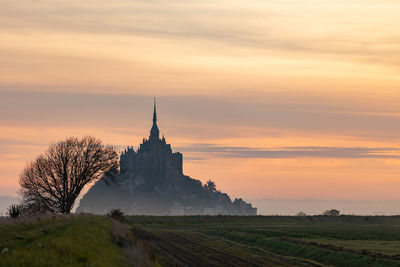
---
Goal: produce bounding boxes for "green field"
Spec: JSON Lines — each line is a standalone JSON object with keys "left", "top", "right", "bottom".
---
{"left": 2, "top": 215, "right": 400, "bottom": 266}
{"left": 0, "top": 215, "right": 129, "bottom": 267}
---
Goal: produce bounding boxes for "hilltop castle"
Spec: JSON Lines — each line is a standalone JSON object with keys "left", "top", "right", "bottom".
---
{"left": 77, "top": 100, "right": 257, "bottom": 215}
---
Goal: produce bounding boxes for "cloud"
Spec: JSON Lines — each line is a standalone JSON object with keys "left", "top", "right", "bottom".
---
{"left": 0, "top": 138, "right": 45, "bottom": 154}
{"left": 1, "top": 90, "right": 400, "bottom": 141}
{"left": 178, "top": 144, "right": 400, "bottom": 159}
{"left": 0, "top": 0, "right": 399, "bottom": 70}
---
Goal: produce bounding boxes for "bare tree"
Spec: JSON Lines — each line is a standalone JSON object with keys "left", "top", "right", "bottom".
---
{"left": 19, "top": 136, "right": 119, "bottom": 214}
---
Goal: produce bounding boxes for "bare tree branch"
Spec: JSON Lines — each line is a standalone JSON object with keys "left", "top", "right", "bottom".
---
{"left": 19, "top": 136, "right": 119, "bottom": 214}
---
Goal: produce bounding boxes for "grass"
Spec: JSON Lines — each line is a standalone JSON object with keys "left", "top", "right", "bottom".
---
{"left": 206, "top": 230, "right": 399, "bottom": 266}
{"left": 298, "top": 238, "right": 400, "bottom": 256}
{"left": 0, "top": 215, "right": 127, "bottom": 267}
{"left": 126, "top": 215, "right": 400, "bottom": 266}
{"left": 2, "top": 215, "right": 400, "bottom": 266}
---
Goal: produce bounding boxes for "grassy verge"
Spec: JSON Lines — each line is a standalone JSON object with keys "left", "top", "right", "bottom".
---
{"left": 0, "top": 215, "right": 127, "bottom": 267}
{"left": 110, "top": 219, "right": 160, "bottom": 267}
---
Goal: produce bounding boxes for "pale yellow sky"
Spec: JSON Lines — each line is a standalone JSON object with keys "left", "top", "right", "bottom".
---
{"left": 1, "top": 0, "right": 400, "bottom": 204}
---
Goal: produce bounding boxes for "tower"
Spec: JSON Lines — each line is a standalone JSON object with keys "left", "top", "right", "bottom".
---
{"left": 149, "top": 97, "right": 160, "bottom": 141}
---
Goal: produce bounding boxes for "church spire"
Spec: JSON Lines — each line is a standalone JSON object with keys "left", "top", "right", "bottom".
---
{"left": 153, "top": 97, "right": 157, "bottom": 123}
{"left": 150, "top": 97, "right": 160, "bottom": 140}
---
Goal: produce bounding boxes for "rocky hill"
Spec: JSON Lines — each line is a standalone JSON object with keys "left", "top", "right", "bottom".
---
{"left": 77, "top": 101, "right": 256, "bottom": 215}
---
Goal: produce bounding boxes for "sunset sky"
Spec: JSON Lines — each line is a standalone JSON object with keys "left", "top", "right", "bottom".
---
{"left": 1, "top": 0, "right": 400, "bottom": 209}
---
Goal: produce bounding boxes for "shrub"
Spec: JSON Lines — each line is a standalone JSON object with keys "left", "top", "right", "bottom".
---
{"left": 323, "top": 209, "right": 340, "bottom": 216}
{"left": 7, "top": 204, "right": 24, "bottom": 219}
{"left": 108, "top": 209, "right": 125, "bottom": 222}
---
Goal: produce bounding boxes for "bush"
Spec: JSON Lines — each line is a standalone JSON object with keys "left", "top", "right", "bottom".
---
{"left": 323, "top": 209, "right": 340, "bottom": 216}
{"left": 108, "top": 209, "right": 125, "bottom": 222}
{"left": 7, "top": 204, "right": 24, "bottom": 219}
{"left": 296, "top": 211, "right": 307, "bottom": 216}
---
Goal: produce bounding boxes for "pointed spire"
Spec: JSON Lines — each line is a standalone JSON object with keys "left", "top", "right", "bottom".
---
{"left": 153, "top": 97, "right": 157, "bottom": 123}
{"left": 150, "top": 97, "right": 160, "bottom": 140}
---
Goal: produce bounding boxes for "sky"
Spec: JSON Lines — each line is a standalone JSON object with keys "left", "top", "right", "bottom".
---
{"left": 1, "top": 0, "right": 400, "bottom": 212}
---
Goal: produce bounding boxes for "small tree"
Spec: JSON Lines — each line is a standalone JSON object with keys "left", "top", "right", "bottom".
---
{"left": 323, "top": 209, "right": 340, "bottom": 216}
{"left": 203, "top": 180, "right": 217, "bottom": 192}
{"left": 19, "top": 136, "right": 119, "bottom": 214}
{"left": 7, "top": 204, "right": 24, "bottom": 219}
{"left": 108, "top": 209, "right": 125, "bottom": 222}
{"left": 296, "top": 211, "right": 307, "bottom": 216}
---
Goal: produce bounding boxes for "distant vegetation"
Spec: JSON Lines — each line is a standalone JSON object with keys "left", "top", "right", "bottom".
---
{"left": 203, "top": 180, "right": 217, "bottom": 192}
{"left": 108, "top": 209, "right": 125, "bottom": 222}
{"left": 323, "top": 209, "right": 340, "bottom": 216}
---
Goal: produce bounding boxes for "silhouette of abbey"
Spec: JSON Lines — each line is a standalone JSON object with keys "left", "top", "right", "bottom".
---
{"left": 77, "top": 100, "right": 257, "bottom": 215}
